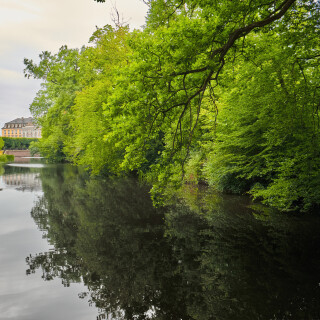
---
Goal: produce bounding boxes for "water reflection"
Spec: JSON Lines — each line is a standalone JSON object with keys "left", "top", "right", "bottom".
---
{"left": 8, "top": 163, "right": 45, "bottom": 168}
{"left": 27, "top": 165, "right": 320, "bottom": 320}
{"left": 1, "top": 164, "right": 42, "bottom": 192}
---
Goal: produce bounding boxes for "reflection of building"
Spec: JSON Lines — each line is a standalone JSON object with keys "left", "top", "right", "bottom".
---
{"left": 1, "top": 117, "right": 42, "bottom": 138}
{"left": 2, "top": 173, "right": 42, "bottom": 192}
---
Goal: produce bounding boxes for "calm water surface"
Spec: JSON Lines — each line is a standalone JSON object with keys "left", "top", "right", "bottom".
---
{"left": 0, "top": 162, "right": 320, "bottom": 320}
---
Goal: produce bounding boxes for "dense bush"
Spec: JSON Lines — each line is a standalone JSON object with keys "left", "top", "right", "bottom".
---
{"left": 0, "top": 154, "right": 14, "bottom": 162}
{"left": 3, "top": 138, "right": 39, "bottom": 150}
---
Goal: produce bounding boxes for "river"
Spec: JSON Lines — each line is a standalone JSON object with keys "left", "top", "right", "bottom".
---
{"left": 0, "top": 161, "right": 319, "bottom": 320}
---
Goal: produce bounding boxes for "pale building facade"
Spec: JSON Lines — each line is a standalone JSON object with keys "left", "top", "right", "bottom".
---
{"left": 1, "top": 117, "right": 41, "bottom": 138}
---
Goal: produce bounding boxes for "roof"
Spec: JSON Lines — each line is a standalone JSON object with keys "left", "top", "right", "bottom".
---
{"left": 6, "top": 117, "right": 33, "bottom": 125}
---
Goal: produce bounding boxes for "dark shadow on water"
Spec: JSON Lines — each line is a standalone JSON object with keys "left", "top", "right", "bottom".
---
{"left": 23, "top": 164, "right": 320, "bottom": 320}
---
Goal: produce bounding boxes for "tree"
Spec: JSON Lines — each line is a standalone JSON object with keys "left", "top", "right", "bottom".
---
{"left": 204, "top": 13, "right": 320, "bottom": 210}
{"left": 25, "top": 0, "right": 320, "bottom": 210}
{"left": 24, "top": 46, "right": 81, "bottom": 162}
{"left": 64, "top": 25, "right": 130, "bottom": 173}
{"left": 106, "top": 0, "right": 297, "bottom": 165}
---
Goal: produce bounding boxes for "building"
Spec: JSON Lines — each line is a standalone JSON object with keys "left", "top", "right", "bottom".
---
{"left": 1, "top": 172, "right": 42, "bottom": 192}
{"left": 1, "top": 117, "right": 42, "bottom": 138}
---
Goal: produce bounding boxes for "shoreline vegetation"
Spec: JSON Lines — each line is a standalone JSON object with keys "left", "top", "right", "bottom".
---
{"left": 24, "top": 0, "right": 320, "bottom": 212}
{"left": 0, "top": 154, "right": 14, "bottom": 163}
{"left": 0, "top": 138, "right": 14, "bottom": 162}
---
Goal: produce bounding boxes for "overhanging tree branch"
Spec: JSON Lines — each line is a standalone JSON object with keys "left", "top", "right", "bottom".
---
{"left": 159, "top": 0, "right": 297, "bottom": 158}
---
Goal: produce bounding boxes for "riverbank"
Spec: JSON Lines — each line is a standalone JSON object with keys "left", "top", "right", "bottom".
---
{"left": 0, "top": 154, "right": 14, "bottom": 163}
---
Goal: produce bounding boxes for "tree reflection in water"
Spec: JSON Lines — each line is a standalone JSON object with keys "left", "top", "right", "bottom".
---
{"left": 27, "top": 165, "right": 320, "bottom": 320}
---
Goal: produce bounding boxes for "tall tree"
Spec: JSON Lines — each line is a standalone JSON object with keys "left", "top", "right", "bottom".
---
{"left": 100, "top": 0, "right": 309, "bottom": 186}
{"left": 24, "top": 46, "right": 81, "bottom": 161}
{"left": 106, "top": 0, "right": 297, "bottom": 164}
{"left": 64, "top": 25, "right": 130, "bottom": 173}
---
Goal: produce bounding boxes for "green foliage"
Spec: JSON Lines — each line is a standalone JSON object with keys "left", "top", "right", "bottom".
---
{"left": 3, "top": 137, "right": 38, "bottom": 150}
{"left": 204, "top": 24, "right": 320, "bottom": 211}
{"left": 29, "top": 141, "right": 40, "bottom": 156}
{"left": 24, "top": 45, "right": 82, "bottom": 162}
{"left": 0, "top": 154, "right": 14, "bottom": 162}
{"left": 25, "top": 0, "right": 320, "bottom": 211}
{"left": 64, "top": 25, "right": 131, "bottom": 173}
{"left": 6, "top": 154, "right": 14, "bottom": 162}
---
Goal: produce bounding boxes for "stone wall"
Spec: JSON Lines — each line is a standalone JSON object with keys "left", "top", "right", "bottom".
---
{"left": 4, "top": 150, "right": 31, "bottom": 157}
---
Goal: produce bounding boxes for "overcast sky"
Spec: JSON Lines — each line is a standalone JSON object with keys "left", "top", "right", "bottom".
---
{"left": 0, "top": 0, "right": 147, "bottom": 130}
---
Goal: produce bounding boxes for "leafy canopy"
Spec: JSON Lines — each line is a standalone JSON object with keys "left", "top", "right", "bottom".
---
{"left": 24, "top": 0, "right": 320, "bottom": 211}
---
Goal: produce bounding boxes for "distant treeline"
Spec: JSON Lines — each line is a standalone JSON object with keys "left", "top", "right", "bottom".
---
{"left": 3, "top": 137, "right": 39, "bottom": 150}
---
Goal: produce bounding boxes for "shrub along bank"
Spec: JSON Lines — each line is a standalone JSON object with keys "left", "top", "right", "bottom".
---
{"left": 0, "top": 154, "right": 14, "bottom": 162}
